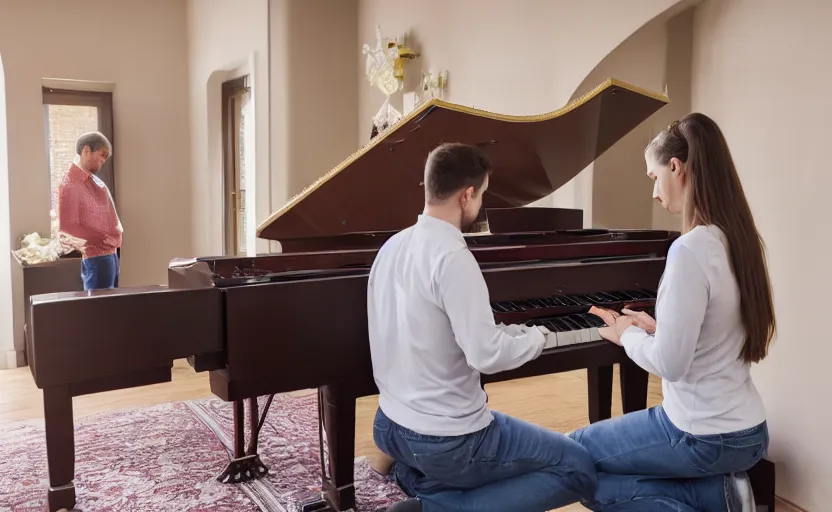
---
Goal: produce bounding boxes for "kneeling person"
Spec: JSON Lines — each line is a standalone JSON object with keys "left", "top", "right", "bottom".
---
{"left": 368, "top": 143, "right": 597, "bottom": 512}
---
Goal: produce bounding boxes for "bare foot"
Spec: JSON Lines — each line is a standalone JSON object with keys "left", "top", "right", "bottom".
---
{"left": 370, "top": 452, "right": 395, "bottom": 476}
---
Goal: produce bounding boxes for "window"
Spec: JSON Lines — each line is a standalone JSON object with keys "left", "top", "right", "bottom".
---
{"left": 222, "top": 75, "right": 252, "bottom": 256}
{"left": 42, "top": 87, "right": 115, "bottom": 238}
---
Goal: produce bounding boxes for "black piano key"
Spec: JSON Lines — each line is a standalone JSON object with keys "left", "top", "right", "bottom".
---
{"left": 624, "top": 289, "right": 651, "bottom": 299}
{"left": 576, "top": 293, "right": 600, "bottom": 303}
{"left": 602, "top": 291, "right": 632, "bottom": 301}
{"left": 501, "top": 301, "right": 522, "bottom": 312}
{"left": 546, "top": 295, "right": 567, "bottom": 306}
{"left": 563, "top": 294, "right": 591, "bottom": 306}
{"left": 527, "top": 298, "right": 548, "bottom": 309}
{"left": 539, "top": 297, "right": 558, "bottom": 307}
{"left": 491, "top": 302, "right": 510, "bottom": 313}
{"left": 640, "top": 289, "right": 658, "bottom": 299}
{"left": 567, "top": 315, "right": 592, "bottom": 328}
{"left": 543, "top": 320, "right": 562, "bottom": 332}
{"left": 511, "top": 300, "right": 536, "bottom": 311}
{"left": 559, "top": 317, "right": 583, "bottom": 331}
{"left": 581, "top": 313, "right": 607, "bottom": 328}
{"left": 596, "top": 291, "right": 624, "bottom": 302}
{"left": 584, "top": 292, "right": 614, "bottom": 304}
{"left": 549, "top": 318, "right": 571, "bottom": 331}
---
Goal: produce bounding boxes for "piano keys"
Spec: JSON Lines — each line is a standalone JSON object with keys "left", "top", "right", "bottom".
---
{"left": 492, "top": 288, "right": 658, "bottom": 348}
{"left": 27, "top": 78, "right": 685, "bottom": 512}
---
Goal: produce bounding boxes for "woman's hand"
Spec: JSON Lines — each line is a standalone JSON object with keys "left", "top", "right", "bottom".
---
{"left": 589, "top": 306, "right": 634, "bottom": 346}
{"left": 588, "top": 306, "right": 617, "bottom": 327}
{"left": 597, "top": 316, "right": 635, "bottom": 346}
{"left": 622, "top": 308, "right": 657, "bottom": 334}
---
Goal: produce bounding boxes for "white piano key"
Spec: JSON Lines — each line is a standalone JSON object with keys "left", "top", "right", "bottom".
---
{"left": 543, "top": 328, "right": 559, "bottom": 349}
{"left": 559, "top": 329, "right": 578, "bottom": 346}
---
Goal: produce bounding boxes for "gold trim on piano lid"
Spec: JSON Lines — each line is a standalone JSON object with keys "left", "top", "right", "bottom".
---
{"left": 255, "top": 78, "right": 670, "bottom": 237}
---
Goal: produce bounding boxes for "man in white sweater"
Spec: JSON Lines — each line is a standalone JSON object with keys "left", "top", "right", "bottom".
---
{"left": 368, "top": 142, "right": 597, "bottom": 512}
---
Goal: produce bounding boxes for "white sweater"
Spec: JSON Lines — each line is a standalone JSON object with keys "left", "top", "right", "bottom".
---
{"left": 621, "top": 225, "right": 767, "bottom": 435}
{"left": 367, "top": 215, "right": 545, "bottom": 436}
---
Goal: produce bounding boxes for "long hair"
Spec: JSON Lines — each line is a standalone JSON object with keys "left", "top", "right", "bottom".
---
{"left": 646, "top": 113, "right": 775, "bottom": 364}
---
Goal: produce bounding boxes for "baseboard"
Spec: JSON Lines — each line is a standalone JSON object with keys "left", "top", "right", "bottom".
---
{"left": 1, "top": 349, "right": 19, "bottom": 370}
{"left": 776, "top": 496, "right": 808, "bottom": 511}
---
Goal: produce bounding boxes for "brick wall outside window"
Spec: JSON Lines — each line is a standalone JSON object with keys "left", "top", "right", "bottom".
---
{"left": 45, "top": 104, "right": 98, "bottom": 237}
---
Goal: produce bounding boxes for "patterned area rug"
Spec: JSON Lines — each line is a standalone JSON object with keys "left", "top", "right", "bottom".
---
{"left": 0, "top": 393, "right": 404, "bottom": 511}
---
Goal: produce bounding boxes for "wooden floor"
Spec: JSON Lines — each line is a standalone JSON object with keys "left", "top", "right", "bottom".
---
{"left": 1, "top": 360, "right": 801, "bottom": 511}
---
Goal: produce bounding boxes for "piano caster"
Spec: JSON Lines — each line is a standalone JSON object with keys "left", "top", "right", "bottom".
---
{"left": 216, "top": 454, "right": 269, "bottom": 484}
{"left": 45, "top": 482, "right": 77, "bottom": 512}
{"left": 300, "top": 496, "right": 333, "bottom": 511}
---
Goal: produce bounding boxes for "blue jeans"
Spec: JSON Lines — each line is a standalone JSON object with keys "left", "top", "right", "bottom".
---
{"left": 568, "top": 405, "right": 769, "bottom": 511}
{"left": 373, "top": 407, "right": 597, "bottom": 511}
{"left": 81, "top": 253, "right": 119, "bottom": 291}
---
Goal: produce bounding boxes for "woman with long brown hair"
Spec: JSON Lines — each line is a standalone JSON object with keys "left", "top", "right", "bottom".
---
{"left": 569, "top": 112, "right": 775, "bottom": 512}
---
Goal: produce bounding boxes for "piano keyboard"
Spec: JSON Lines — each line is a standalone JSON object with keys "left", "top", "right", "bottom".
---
{"left": 490, "top": 289, "right": 657, "bottom": 349}
{"left": 529, "top": 313, "right": 607, "bottom": 349}
{"left": 491, "top": 289, "right": 657, "bottom": 314}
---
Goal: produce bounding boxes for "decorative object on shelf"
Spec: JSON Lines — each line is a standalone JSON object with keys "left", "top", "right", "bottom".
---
{"left": 362, "top": 25, "right": 420, "bottom": 139}
{"left": 12, "top": 231, "right": 82, "bottom": 266}
{"left": 13, "top": 233, "right": 62, "bottom": 266}
{"left": 420, "top": 70, "right": 449, "bottom": 102}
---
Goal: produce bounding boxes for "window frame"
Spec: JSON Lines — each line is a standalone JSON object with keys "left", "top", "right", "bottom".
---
{"left": 221, "top": 75, "right": 251, "bottom": 256}
{"left": 42, "top": 87, "right": 116, "bottom": 204}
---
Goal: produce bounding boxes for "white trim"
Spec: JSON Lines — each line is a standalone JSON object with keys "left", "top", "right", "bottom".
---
{"left": 1, "top": 349, "right": 18, "bottom": 370}
{"left": 41, "top": 77, "right": 115, "bottom": 93}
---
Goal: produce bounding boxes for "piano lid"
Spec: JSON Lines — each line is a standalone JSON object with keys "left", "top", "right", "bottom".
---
{"left": 257, "top": 78, "right": 669, "bottom": 242}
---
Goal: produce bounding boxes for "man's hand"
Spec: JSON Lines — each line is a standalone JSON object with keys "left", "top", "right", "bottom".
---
{"left": 621, "top": 308, "right": 657, "bottom": 334}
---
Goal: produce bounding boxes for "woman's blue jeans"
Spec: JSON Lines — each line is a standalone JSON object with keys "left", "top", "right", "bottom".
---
{"left": 568, "top": 405, "right": 769, "bottom": 511}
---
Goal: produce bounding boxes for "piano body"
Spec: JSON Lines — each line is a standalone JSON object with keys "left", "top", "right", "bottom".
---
{"left": 27, "top": 78, "right": 772, "bottom": 512}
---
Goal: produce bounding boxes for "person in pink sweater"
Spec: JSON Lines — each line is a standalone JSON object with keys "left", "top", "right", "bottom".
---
{"left": 56, "top": 131, "right": 122, "bottom": 290}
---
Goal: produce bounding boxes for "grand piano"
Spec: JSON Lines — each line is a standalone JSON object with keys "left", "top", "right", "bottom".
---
{"left": 26, "top": 78, "right": 775, "bottom": 512}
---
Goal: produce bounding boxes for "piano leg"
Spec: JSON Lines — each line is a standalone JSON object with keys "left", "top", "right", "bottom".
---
{"left": 42, "top": 386, "right": 76, "bottom": 512}
{"left": 587, "top": 365, "right": 613, "bottom": 423}
{"left": 303, "top": 385, "right": 357, "bottom": 512}
{"left": 619, "top": 359, "right": 649, "bottom": 414}
{"left": 748, "top": 458, "right": 776, "bottom": 511}
{"left": 217, "top": 397, "right": 269, "bottom": 484}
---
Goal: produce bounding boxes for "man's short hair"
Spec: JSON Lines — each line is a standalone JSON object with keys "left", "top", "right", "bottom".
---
{"left": 76, "top": 131, "right": 112, "bottom": 156}
{"left": 424, "top": 143, "right": 492, "bottom": 202}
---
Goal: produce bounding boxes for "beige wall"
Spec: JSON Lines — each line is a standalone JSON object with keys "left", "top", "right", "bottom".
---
{"left": 186, "top": 0, "right": 271, "bottom": 256}
{"left": 357, "top": 0, "right": 686, "bottom": 217}
{"left": 267, "top": 0, "right": 359, "bottom": 252}
{"left": 582, "top": 16, "right": 670, "bottom": 230}
{"left": 584, "top": 6, "right": 693, "bottom": 232}
{"left": 0, "top": 0, "right": 191, "bottom": 367}
{"left": 692, "top": 0, "right": 831, "bottom": 508}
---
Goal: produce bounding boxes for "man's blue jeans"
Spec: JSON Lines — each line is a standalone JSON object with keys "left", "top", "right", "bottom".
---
{"left": 81, "top": 253, "right": 119, "bottom": 291}
{"left": 373, "top": 407, "right": 597, "bottom": 511}
{"left": 568, "top": 405, "right": 769, "bottom": 511}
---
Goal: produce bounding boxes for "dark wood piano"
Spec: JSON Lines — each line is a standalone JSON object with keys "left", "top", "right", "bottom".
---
{"left": 26, "top": 78, "right": 775, "bottom": 512}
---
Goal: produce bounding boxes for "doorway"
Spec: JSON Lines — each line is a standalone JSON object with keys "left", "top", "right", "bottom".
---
{"left": 221, "top": 75, "right": 252, "bottom": 256}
